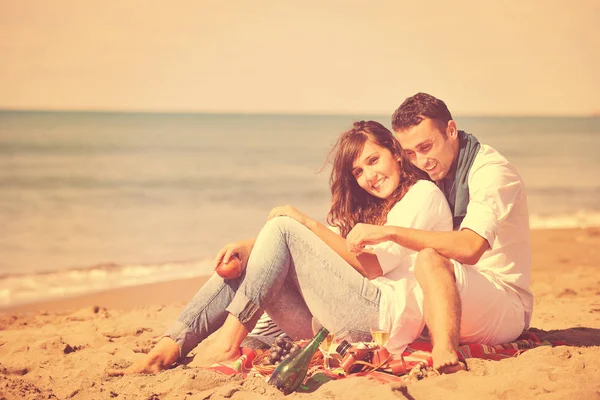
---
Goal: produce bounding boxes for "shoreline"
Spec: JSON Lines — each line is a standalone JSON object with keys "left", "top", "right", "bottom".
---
{"left": 2, "top": 226, "right": 599, "bottom": 315}
{"left": 1, "top": 275, "right": 211, "bottom": 314}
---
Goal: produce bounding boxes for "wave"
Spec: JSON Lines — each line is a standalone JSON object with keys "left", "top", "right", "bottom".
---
{"left": 529, "top": 210, "right": 600, "bottom": 229}
{"left": 0, "top": 259, "right": 215, "bottom": 309}
{"left": 2, "top": 211, "right": 599, "bottom": 309}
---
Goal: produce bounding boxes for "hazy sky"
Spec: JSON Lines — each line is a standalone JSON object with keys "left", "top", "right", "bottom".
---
{"left": 1, "top": 0, "right": 599, "bottom": 115}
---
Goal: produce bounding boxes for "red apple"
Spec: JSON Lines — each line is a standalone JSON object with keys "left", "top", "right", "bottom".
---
{"left": 215, "top": 255, "right": 243, "bottom": 279}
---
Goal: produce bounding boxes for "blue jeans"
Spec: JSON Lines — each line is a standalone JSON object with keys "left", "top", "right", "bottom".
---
{"left": 164, "top": 217, "right": 381, "bottom": 357}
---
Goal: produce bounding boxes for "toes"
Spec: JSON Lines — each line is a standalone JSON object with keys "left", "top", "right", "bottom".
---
{"left": 436, "top": 361, "right": 467, "bottom": 374}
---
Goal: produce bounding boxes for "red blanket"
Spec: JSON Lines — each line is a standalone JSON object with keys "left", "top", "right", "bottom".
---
{"left": 205, "top": 330, "right": 566, "bottom": 386}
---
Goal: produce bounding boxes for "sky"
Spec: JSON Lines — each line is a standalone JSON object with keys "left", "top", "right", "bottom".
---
{"left": 1, "top": 0, "right": 599, "bottom": 115}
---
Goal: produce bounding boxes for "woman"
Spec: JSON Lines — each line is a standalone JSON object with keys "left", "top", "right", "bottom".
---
{"left": 109, "top": 121, "right": 452, "bottom": 375}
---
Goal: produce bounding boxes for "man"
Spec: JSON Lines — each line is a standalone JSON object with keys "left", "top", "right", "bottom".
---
{"left": 346, "top": 93, "right": 533, "bottom": 373}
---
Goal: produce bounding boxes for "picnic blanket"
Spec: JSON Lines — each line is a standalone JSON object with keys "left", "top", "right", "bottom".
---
{"left": 205, "top": 330, "right": 566, "bottom": 387}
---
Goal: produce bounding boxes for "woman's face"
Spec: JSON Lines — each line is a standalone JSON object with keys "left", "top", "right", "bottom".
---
{"left": 351, "top": 139, "right": 401, "bottom": 199}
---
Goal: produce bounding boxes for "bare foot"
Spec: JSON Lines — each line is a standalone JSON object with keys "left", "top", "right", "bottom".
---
{"left": 431, "top": 347, "right": 467, "bottom": 374}
{"left": 107, "top": 337, "right": 180, "bottom": 376}
{"left": 194, "top": 333, "right": 242, "bottom": 366}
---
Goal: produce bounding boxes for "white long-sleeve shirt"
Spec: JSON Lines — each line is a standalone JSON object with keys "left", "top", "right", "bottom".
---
{"left": 460, "top": 144, "right": 533, "bottom": 327}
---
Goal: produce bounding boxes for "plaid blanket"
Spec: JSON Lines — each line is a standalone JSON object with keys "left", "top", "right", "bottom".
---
{"left": 205, "top": 330, "right": 566, "bottom": 386}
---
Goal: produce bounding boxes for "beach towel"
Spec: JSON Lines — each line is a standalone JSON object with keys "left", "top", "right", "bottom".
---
{"left": 205, "top": 330, "right": 567, "bottom": 387}
{"left": 242, "top": 313, "right": 291, "bottom": 349}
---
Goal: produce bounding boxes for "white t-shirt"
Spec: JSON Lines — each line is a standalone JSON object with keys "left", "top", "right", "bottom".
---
{"left": 367, "top": 180, "right": 452, "bottom": 354}
{"left": 460, "top": 144, "right": 533, "bottom": 326}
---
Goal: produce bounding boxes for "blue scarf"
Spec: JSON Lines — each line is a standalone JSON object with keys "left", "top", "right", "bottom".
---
{"left": 438, "top": 131, "right": 480, "bottom": 230}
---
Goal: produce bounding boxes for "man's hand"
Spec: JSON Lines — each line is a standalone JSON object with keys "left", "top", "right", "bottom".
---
{"left": 346, "top": 223, "right": 391, "bottom": 253}
{"left": 267, "top": 205, "right": 314, "bottom": 228}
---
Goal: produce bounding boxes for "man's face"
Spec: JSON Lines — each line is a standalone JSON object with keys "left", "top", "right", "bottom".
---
{"left": 395, "top": 117, "right": 458, "bottom": 182}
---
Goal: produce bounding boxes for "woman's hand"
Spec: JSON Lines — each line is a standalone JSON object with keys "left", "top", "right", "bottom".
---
{"left": 346, "top": 223, "right": 391, "bottom": 253}
{"left": 267, "top": 205, "right": 315, "bottom": 228}
{"left": 213, "top": 238, "right": 255, "bottom": 271}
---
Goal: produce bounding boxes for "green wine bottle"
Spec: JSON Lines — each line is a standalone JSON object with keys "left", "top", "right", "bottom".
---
{"left": 267, "top": 327, "right": 329, "bottom": 395}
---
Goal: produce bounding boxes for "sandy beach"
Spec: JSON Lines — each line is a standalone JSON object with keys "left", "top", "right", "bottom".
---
{"left": 1, "top": 227, "right": 599, "bottom": 399}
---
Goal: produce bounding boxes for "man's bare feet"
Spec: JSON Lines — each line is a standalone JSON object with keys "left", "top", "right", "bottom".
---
{"left": 431, "top": 346, "right": 467, "bottom": 374}
{"left": 107, "top": 337, "right": 180, "bottom": 376}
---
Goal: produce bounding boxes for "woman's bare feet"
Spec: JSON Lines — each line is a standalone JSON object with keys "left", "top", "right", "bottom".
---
{"left": 190, "top": 311, "right": 256, "bottom": 366}
{"left": 108, "top": 312, "right": 256, "bottom": 376}
{"left": 107, "top": 337, "right": 180, "bottom": 376}
{"left": 195, "top": 334, "right": 242, "bottom": 366}
{"left": 107, "top": 332, "right": 244, "bottom": 376}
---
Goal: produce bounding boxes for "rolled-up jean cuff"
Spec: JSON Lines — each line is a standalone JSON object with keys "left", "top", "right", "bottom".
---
{"left": 225, "top": 292, "right": 263, "bottom": 330}
{"left": 163, "top": 320, "right": 201, "bottom": 359}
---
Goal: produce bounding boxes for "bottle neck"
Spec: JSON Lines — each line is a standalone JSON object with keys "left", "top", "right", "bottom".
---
{"left": 311, "top": 327, "right": 329, "bottom": 346}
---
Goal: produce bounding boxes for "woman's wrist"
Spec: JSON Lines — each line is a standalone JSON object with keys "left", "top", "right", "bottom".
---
{"left": 304, "top": 217, "right": 318, "bottom": 231}
{"left": 387, "top": 226, "right": 406, "bottom": 245}
{"left": 385, "top": 226, "right": 396, "bottom": 242}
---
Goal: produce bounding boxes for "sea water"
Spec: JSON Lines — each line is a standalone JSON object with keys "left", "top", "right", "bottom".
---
{"left": 1, "top": 111, "right": 598, "bottom": 307}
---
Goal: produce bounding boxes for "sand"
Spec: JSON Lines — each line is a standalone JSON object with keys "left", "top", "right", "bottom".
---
{"left": 1, "top": 228, "right": 599, "bottom": 399}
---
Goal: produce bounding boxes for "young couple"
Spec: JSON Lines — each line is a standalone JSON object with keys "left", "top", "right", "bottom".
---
{"left": 109, "top": 93, "right": 533, "bottom": 376}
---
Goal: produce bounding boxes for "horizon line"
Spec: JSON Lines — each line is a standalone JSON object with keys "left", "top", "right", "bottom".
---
{"left": 0, "top": 107, "right": 598, "bottom": 119}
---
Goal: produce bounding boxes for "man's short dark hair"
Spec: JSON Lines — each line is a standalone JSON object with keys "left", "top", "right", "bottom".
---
{"left": 391, "top": 92, "right": 453, "bottom": 133}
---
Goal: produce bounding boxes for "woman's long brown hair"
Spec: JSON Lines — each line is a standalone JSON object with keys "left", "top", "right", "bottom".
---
{"left": 326, "top": 120, "right": 427, "bottom": 238}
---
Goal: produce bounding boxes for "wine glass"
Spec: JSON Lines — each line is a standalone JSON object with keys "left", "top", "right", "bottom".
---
{"left": 370, "top": 326, "right": 390, "bottom": 348}
{"left": 312, "top": 318, "right": 336, "bottom": 368}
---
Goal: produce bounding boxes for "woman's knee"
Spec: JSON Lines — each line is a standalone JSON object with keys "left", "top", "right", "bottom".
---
{"left": 414, "top": 248, "right": 454, "bottom": 282}
{"left": 263, "top": 216, "right": 300, "bottom": 233}
{"left": 261, "top": 217, "right": 308, "bottom": 242}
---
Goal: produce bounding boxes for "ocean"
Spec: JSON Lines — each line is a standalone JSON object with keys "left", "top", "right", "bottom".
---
{"left": 1, "top": 111, "right": 599, "bottom": 308}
